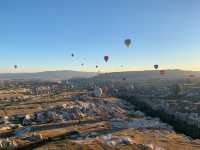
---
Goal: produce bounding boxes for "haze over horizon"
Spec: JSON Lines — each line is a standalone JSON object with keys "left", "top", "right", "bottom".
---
{"left": 1, "top": 68, "right": 200, "bottom": 74}
{"left": 1, "top": 0, "right": 200, "bottom": 73}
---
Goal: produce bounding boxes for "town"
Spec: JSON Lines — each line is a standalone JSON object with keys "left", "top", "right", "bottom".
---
{"left": 0, "top": 71, "right": 200, "bottom": 149}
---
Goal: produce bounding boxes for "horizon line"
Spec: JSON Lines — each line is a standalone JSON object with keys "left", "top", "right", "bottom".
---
{"left": 0, "top": 69, "right": 200, "bottom": 74}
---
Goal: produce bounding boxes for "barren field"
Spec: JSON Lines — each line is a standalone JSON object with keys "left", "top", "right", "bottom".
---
{"left": 0, "top": 92, "right": 200, "bottom": 150}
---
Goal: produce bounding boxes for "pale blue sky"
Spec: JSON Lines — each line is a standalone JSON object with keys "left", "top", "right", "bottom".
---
{"left": 0, "top": 0, "right": 200, "bottom": 72}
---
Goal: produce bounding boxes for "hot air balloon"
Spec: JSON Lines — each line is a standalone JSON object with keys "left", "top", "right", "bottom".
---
{"left": 81, "top": 63, "right": 84, "bottom": 66}
{"left": 154, "top": 64, "right": 159, "bottom": 70}
{"left": 104, "top": 56, "right": 109, "bottom": 63}
{"left": 71, "top": 53, "right": 74, "bottom": 57}
{"left": 14, "top": 65, "right": 18, "bottom": 69}
{"left": 159, "top": 70, "right": 165, "bottom": 75}
{"left": 124, "top": 39, "right": 132, "bottom": 48}
{"left": 96, "top": 65, "right": 98, "bottom": 68}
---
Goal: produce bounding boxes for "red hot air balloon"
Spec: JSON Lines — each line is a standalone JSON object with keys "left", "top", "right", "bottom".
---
{"left": 104, "top": 56, "right": 109, "bottom": 63}
{"left": 159, "top": 70, "right": 165, "bottom": 75}
{"left": 154, "top": 64, "right": 159, "bottom": 70}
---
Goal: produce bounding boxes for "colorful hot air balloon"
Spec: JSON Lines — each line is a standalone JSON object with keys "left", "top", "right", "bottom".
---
{"left": 159, "top": 70, "right": 165, "bottom": 75}
{"left": 14, "top": 65, "right": 18, "bottom": 69}
{"left": 104, "top": 56, "right": 109, "bottom": 63}
{"left": 154, "top": 64, "right": 159, "bottom": 70}
{"left": 124, "top": 39, "right": 132, "bottom": 48}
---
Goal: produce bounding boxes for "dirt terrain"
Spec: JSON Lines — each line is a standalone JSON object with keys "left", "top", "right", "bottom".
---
{"left": 0, "top": 92, "right": 200, "bottom": 150}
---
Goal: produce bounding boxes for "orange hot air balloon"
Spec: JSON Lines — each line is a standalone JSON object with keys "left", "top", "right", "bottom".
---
{"left": 104, "top": 56, "right": 109, "bottom": 62}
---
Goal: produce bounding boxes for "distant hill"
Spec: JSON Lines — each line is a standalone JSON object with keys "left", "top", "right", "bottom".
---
{"left": 95, "top": 70, "right": 200, "bottom": 80}
{"left": 0, "top": 70, "right": 97, "bottom": 81}
{"left": 1, "top": 69, "right": 200, "bottom": 81}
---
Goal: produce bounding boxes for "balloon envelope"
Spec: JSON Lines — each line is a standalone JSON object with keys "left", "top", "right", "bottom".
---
{"left": 124, "top": 39, "right": 132, "bottom": 47}
{"left": 14, "top": 65, "right": 18, "bottom": 69}
{"left": 154, "top": 65, "right": 159, "bottom": 69}
{"left": 71, "top": 53, "right": 74, "bottom": 57}
{"left": 104, "top": 56, "right": 109, "bottom": 62}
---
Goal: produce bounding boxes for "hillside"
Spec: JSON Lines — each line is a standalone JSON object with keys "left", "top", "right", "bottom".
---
{"left": 1, "top": 69, "right": 200, "bottom": 81}
{"left": 0, "top": 70, "right": 97, "bottom": 81}
{"left": 96, "top": 70, "right": 200, "bottom": 80}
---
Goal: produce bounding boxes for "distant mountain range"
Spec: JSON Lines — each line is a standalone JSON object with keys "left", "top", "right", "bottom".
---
{"left": 96, "top": 70, "right": 200, "bottom": 80}
{"left": 0, "top": 69, "right": 200, "bottom": 81}
{"left": 0, "top": 70, "right": 97, "bottom": 81}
